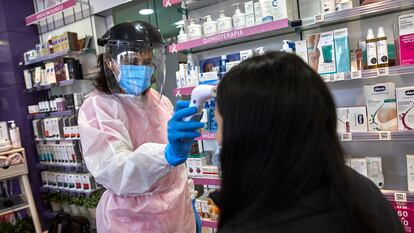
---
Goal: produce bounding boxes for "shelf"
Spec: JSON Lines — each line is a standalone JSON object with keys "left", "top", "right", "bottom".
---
{"left": 202, "top": 219, "right": 218, "bottom": 228}
{"left": 191, "top": 177, "right": 221, "bottom": 186}
{"left": 40, "top": 186, "right": 100, "bottom": 198}
{"left": 35, "top": 138, "right": 80, "bottom": 142}
{"left": 382, "top": 190, "right": 414, "bottom": 202}
{"left": 0, "top": 204, "right": 29, "bottom": 216}
{"left": 0, "top": 148, "right": 24, "bottom": 156}
{"left": 25, "top": 79, "right": 76, "bottom": 93}
{"left": 28, "top": 109, "right": 76, "bottom": 120}
{"left": 36, "top": 163, "right": 87, "bottom": 173}
{"left": 196, "top": 132, "right": 216, "bottom": 141}
{"left": 338, "top": 131, "right": 414, "bottom": 142}
{"left": 162, "top": 0, "right": 181, "bottom": 7}
{"left": 300, "top": 0, "right": 414, "bottom": 30}
{"left": 173, "top": 86, "right": 196, "bottom": 97}
{"left": 169, "top": 19, "right": 291, "bottom": 53}
{"left": 24, "top": 49, "right": 95, "bottom": 66}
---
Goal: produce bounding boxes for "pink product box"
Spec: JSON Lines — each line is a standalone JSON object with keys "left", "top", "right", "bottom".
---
{"left": 399, "top": 14, "right": 414, "bottom": 65}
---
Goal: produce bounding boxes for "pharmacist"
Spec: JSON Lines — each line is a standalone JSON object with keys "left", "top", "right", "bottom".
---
{"left": 78, "top": 21, "right": 203, "bottom": 233}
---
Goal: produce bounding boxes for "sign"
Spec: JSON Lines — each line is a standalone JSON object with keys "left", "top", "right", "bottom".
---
{"left": 163, "top": 0, "right": 181, "bottom": 7}
{"left": 388, "top": 194, "right": 414, "bottom": 233}
{"left": 25, "top": 0, "right": 77, "bottom": 26}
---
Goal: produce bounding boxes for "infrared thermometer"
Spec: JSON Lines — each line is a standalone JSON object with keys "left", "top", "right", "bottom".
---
{"left": 184, "top": 85, "right": 217, "bottom": 122}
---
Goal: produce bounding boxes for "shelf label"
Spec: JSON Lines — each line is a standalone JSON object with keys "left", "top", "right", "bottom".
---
{"left": 334, "top": 72, "right": 345, "bottom": 81}
{"left": 321, "top": 74, "right": 332, "bottom": 82}
{"left": 351, "top": 71, "right": 362, "bottom": 79}
{"left": 395, "top": 193, "right": 408, "bottom": 202}
{"left": 377, "top": 67, "right": 390, "bottom": 77}
{"left": 25, "top": 0, "right": 76, "bottom": 25}
{"left": 341, "top": 132, "right": 353, "bottom": 141}
{"left": 314, "top": 14, "right": 325, "bottom": 24}
{"left": 379, "top": 131, "right": 391, "bottom": 140}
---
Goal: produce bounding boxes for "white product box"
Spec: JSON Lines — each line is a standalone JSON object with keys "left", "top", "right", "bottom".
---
{"left": 396, "top": 86, "right": 414, "bottom": 130}
{"left": 244, "top": 1, "right": 255, "bottom": 26}
{"left": 254, "top": 2, "right": 262, "bottom": 24}
{"left": 81, "top": 173, "right": 96, "bottom": 190}
{"left": 364, "top": 82, "right": 397, "bottom": 131}
{"left": 295, "top": 40, "right": 308, "bottom": 63}
{"left": 350, "top": 158, "right": 368, "bottom": 177}
{"left": 45, "top": 62, "right": 57, "bottom": 85}
{"left": 240, "top": 49, "right": 254, "bottom": 61}
{"left": 187, "top": 155, "right": 209, "bottom": 177}
{"left": 336, "top": 107, "right": 368, "bottom": 133}
{"left": 199, "top": 72, "right": 219, "bottom": 85}
{"left": 408, "top": 155, "right": 414, "bottom": 192}
{"left": 67, "top": 174, "right": 76, "bottom": 189}
{"left": 226, "top": 61, "right": 241, "bottom": 72}
{"left": 28, "top": 105, "right": 39, "bottom": 114}
{"left": 366, "top": 157, "right": 384, "bottom": 189}
{"left": 75, "top": 174, "right": 82, "bottom": 189}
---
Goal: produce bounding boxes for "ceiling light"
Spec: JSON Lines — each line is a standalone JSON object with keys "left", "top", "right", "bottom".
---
{"left": 139, "top": 9, "right": 154, "bottom": 15}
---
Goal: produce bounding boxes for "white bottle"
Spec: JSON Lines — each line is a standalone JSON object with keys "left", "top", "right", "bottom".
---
{"left": 271, "top": 0, "right": 288, "bottom": 20}
{"left": 366, "top": 28, "right": 378, "bottom": 69}
{"left": 8, "top": 121, "right": 21, "bottom": 149}
{"left": 322, "top": 0, "right": 336, "bottom": 13}
{"left": 281, "top": 40, "right": 293, "bottom": 53}
{"left": 203, "top": 15, "right": 218, "bottom": 35}
{"left": 187, "top": 19, "right": 203, "bottom": 39}
{"left": 177, "top": 26, "right": 188, "bottom": 43}
{"left": 259, "top": 0, "right": 273, "bottom": 22}
{"left": 217, "top": 10, "right": 233, "bottom": 32}
{"left": 254, "top": 2, "right": 263, "bottom": 24}
{"left": 376, "top": 26, "right": 389, "bottom": 68}
{"left": 232, "top": 3, "right": 246, "bottom": 28}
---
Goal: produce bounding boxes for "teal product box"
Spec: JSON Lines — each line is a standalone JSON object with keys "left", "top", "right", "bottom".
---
{"left": 318, "top": 31, "right": 337, "bottom": 75}
{"left": 334, "top": 28, "right": 351, "bottom": 73}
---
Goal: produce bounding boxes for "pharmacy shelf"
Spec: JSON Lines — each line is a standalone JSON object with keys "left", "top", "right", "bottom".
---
{"left": 202, "top": 219, "right": 218, "bottom": 228}
{"left": 28, "top": 109, "right": 76, "bottom": 120}
{"left": 169, "top": 19, "right": 291, "bottom": 53}
{"left": 0, "top": 195, "right": 28, "bottom": 216}
{"left": 196, "top": 132, "right": 216, "bottom": 141}
{"left": 40, "top": 186, "right": 100, "bottom": 198}
{"left": 300, "top": 0, "right": 414, "bottom": 30}
{"left": 36, "top": 163, "right": 87, "bottom": 173}
{"left": 35, "top": 138, "right": 80, "bottom": 142}
{"left": 24, "top": 79, "right": 75, "bottom": 93}
{"left": 23, "top": 49, "right": 95, "bottom": 66}
{"left": 191, "top": 177, "right": 221, "bottom": 186}
{"left": 338, "top": 131, "right": 414, "bottom": 142}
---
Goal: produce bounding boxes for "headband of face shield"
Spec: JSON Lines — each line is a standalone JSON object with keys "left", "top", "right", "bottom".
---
{"left": 103, "top": 41, "right": 166, "bottom": 96}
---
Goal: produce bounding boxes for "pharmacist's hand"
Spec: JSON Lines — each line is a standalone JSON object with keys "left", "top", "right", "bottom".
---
{"left": 165, "top": 101, "right": 203, "bottom": 166}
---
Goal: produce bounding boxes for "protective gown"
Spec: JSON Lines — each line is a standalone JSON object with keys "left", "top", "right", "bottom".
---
{"left": 78, "top": 89, "right": 195, "bottom": 233}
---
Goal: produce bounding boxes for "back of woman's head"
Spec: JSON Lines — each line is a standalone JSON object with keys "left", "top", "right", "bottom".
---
{"left": 216, "top": 52, "right": 378, "bottom": 232}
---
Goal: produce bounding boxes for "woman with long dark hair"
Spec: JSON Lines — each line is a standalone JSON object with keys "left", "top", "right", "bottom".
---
{"left": 215, "top": 52, "right": 403, "bottom": 233}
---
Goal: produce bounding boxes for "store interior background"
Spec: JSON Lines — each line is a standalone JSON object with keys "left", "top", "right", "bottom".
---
{"left": 0, "top": 0, "right": 414, "bottom": 231}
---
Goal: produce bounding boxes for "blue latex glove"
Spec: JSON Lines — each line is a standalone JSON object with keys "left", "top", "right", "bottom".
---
{"left": 192, "top": 199, "right": 202, "bottom": 233}
{"left": 165, "top": 101, "right": 204, "bottom": 166}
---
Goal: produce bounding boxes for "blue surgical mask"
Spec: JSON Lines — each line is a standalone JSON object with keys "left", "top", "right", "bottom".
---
{"left": 118, "top": 65, "right": 154, "bottom": 96}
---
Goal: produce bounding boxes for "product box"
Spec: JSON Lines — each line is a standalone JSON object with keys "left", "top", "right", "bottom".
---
{"left": 75, "top": 174, "right": 82, "bottom": 189}
{"left": 295, "top": 40, "right": 308, "bottom": 63}
{"left": 399, "top": 14, "right": 414, "bottom": 65}
{"left": 45, "top": 62, "right": 57, "bottom": 85}
{"left": 81, "top": 173, "right": 96, "bottom": 190}
{"left": 244, "top": 1, "right": 255, "bottom": 26}
{"left": 240, "top": 49, "right": 254, "bottom": 61}
{"left": 364, "top": 82, "right": 398, "bottom": 131}
{"left": 67, "top": 174, "right": 75, "bottom": 189}
{"left": 271, "top": 0, "right": 288, "bottom": 20}
{"left": 336, "top": 107, "right": 368, "bottom": 133}
{"left": 407, "top": 155, "right": 414, "bottom": 192}
{"left": 199, "top": 53, "right": 240, "bottom": 73}
{"left": 350, "top": 158, "right": 368, "bottom": 177}
{"left": 334, "top": 28, "right": 351, "bottom": 73}
{"left": 186, "top": 154, "right": 210, "bottom": 177}
{"left": 41, "top": 171, "right": 49, "bottom": 186}
{"left": 307, "top": 32, "right": 337, "bottom": 75}
{"left": 199, "top": 72, "right": 219, "bottom": 85}
{"left": 397, "top": 86, "right": 414, "bottom": 131}
{"left": 254, "top": 2, "right": 262, "bottom": 24}
{"left": 366, "top": 157, "right": 384, "bottom": 189}
{"left": 202, "top": 166, "right": 220, "bottom": 178}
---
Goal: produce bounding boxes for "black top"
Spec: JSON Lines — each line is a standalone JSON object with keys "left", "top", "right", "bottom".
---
{"left": 219, "top": 169, "right": 404, "bottom": 233}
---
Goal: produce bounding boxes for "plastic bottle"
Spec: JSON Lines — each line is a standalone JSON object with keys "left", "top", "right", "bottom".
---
{"left": 366, "top": 28, "right": 378, "bottom": 69}
{"left": 203, "top": 15, "right": 218, "bottom": 36}
{"left": 187, "top": 19, "right": 203, "bottom": 39}
{"left": 209, "top": 100, "right": 218, "bottom": 133}
{"left": 281, "top": 40, "right": 293, "bottom": 53}
{"left": 232, "top": 3, "right": 246, "bottom": 28}
{"left": 177, "top": 26, "right": 188, "bottom": 43}
{"left": 217, "top": 10, "right": 233, "bottom": 32}
{"left": 376, "top": 27, "right": 389, "bottom": 68}
{"left": 8, "top": 121, "right": 21, "bottom": 149}
{"left": 218, "top": 55, "right": 228, "bottom": 80}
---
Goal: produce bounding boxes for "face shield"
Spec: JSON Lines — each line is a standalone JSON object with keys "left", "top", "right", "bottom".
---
{"left": 103, "top": 41, "right": 166, "bottom": 96}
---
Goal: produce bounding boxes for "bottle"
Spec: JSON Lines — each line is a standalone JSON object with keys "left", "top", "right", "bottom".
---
{"left": 209, "top": 100, "right": 218, "bottom": 133}
{"left": 281, "top": 40, "right": 293, "bottom": 53}
{"left": 45, "top": 97, "right": 51, "bottom": 112}
{"left": 232, "top": 3, "right": 246, "bottom": 28}
{"left": 259, "top": 0, "right": 273, "bottom": 22}
{"left": 203, "top": 15, "right": 218, "bottom": 36}
{"left": 376, "top": 27, "right": 389, "bottom": 68}
{"left": 177, "top": 26, "right": 188, "bottom": 43}
{"left": 187, "top": 19, "right": 203, "bottom": 39}
{"left": 217, "top": 10, "right": 233, "bottom": 32}
{"left": 218, "top": 55, "right": 228, "bottom": 80}
{"left": 8, "top": 121, "right": 21, "bottom": 149}
{"left": 366, "top": 28, "right": 378, "bottom": 69}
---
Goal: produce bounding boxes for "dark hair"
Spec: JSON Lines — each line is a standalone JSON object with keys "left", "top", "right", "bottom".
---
{"left": 216, "top": 52, "right": 381, "bottom": 233}
{"left": 94, "top": 54, "right": 112, "bottom": 94}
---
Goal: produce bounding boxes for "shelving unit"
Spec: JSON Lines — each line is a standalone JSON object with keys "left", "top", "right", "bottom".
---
{"left": 24, "top": 79, "right": 75, "bottom": 93}
{"left": 40, "top": 186, "right": 101, "bottom": 198}
{"left": 28, "top": 109, "right": 76, "bottom": 120}
{"left": 191, "top": 177, "right": 221, "bottom": 186}
{"left": 35, "top": 138, "right": 80, "bottom": 142}
{"left": 202, "top": 219, "right": 218, "bottom": 228}
{"left": 23, "top": 49, "right": 95, "bottom": 66}
{"left": 338, "top": 131, "right": 414, "bottom": 142}
{"left": 36, "top": 163, "right": 88, "bottom": 173}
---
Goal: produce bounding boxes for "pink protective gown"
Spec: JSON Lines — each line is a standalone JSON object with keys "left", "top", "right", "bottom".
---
{"left": 78, "top": 89, "right": 195, "bottom": 233}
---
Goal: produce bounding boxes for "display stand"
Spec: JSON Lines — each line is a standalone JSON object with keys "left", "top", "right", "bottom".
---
{"left": 0, "top": 148, "right": 42, "bottom": 233}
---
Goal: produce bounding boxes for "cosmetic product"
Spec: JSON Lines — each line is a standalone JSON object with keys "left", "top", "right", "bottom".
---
{"left": 334, "top": 28, "right": 351, "bottom": 73}
{"left": 366, "top": 157, "right": 384, "bottom": 189}
{"left": 177, "top": 26, "right": 188, "bottom": 43}
{"left": 322, "top": 0, "right": 336, "bottom": 13}
{"left": 0, "top": 122, "right": 11, "bottom": 152}
{"left": 218, "top": 55, "right": 228, "bottom": 80}
{"left": 81, "top": 173, "right": 96, "bottom": 190}
{"left": 23, "top": 70, "right": 33, "bottom": 89}
{"left": 259, "top": 0, "right": 273, "bottom": 22}
{"left": 377, "top": 27, "right": 389, "bottom": 68}
{"left": 33, "top": 119, "right": 43, "bottom": 140}
{"left": 318, "top": 31, "right": 337, "bottom": 74}
{"left": 7, "top": 121, "right": 21, "bottom": 149}
{"left": 336, "top": 0, "right": 353, "bottom": 11}
{"left": 350, "top": 158, "right": 368, "bottom": 177}
{"left": 240, "top": 49, "right": 254, "bottom": 61}
{"left": 244, "top": 1, "right": 255, "bottom": 26}
{"left": 255, "top": 47, "right": 266, "bottom": 55}
{"left": 398, "top": 14, "right": 414, "bottom": 65}
{"left": 271, "top": 0, "right": 288, "bottom": 20}
{"left": 295, "top": 40, "right": 308, "bottom": 63}
{"left": 217, "top": 10, "right": 233, "bottom": 32}
{"left": 199, "top": 72, "right": 219, "bottom": 85}
{"left": 358, "top": 41, "right": 368, "bottom": 69}
{"left": 281, "top": 40, "right": 294, "bottom": 53}
{"left": 73, "top": 93, "right": 84, "bottom": 110}
{"left": 187, "top": 154, "right": 210, "bottom": 177}
{"left": 232, "top": 3, "right": 246, "bottom": 28}
{"left": 396, "top": 86, "right": 414, "bottom": 130}
{"left": 203, "top": 15, "right": 218, "bottom": 36}
{"left": 28, "top": 105, "right": 39, "bottom": 114}
{"left": 187, "top": 19, "right": 203, "bottom": 39}
{"left": 364, "top": 82, "right": 398, "bottom": 131}
{"left": 407, "top": 155, "right": 414, "bottom": 192}
{"left": 209, "top": 99, "right": 218, "bottom": 133}
{"left": 75, "top": 174, "right": 82, "bottom": 189}
{"left": 350, "top": 49, "right": 363, "bottom": 71}
{"left": 366, "top": 28, "right": 378, "bottom": 69}
{"left": 254, "top": 2, "right": 263, "bottom": 24}
{"left": 336, "top": 107, "right": 368, "bottom": 133}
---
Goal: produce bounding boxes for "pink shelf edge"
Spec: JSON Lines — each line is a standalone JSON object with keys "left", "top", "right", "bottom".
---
{"left": 195, "top": 132, "right": 216, "bottom": 141}
{"left": 162, "top": 0, "right": 181, "bottom": 7}
{"left": 191, "top": 177, "right": 221, "bottom": 186}
{"left": 169, "top": 19, "right": 289, "bottom": 53}
{"left": 173, "top": 86, "right": 195, "bottom": 96}
{"left": 202, "top": 219, "right": 218, "bottom": 228}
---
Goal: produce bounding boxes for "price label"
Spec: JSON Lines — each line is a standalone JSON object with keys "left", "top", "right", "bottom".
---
{"left": 341, "top": 132, "right": 353, "bottom": 141}
{"left": 314, "top": 14, "right": 325, "bottom": 24}
{"left": 395, "top": 193, "right": 408, "bottom": 202}
{"left": 377, "top": 67, "right": 390, "bottom": 77}
{"left": 351, "top": 71, "right": 362, "bottom": 79}
{"left": 335, "top": 72, "right": 345, "bottom": 81}
{"left": 321, "top": 74, "right": 331, "bottom": 82}
{"left": 379, "top": 131, "right": 391, "bottom": 140}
